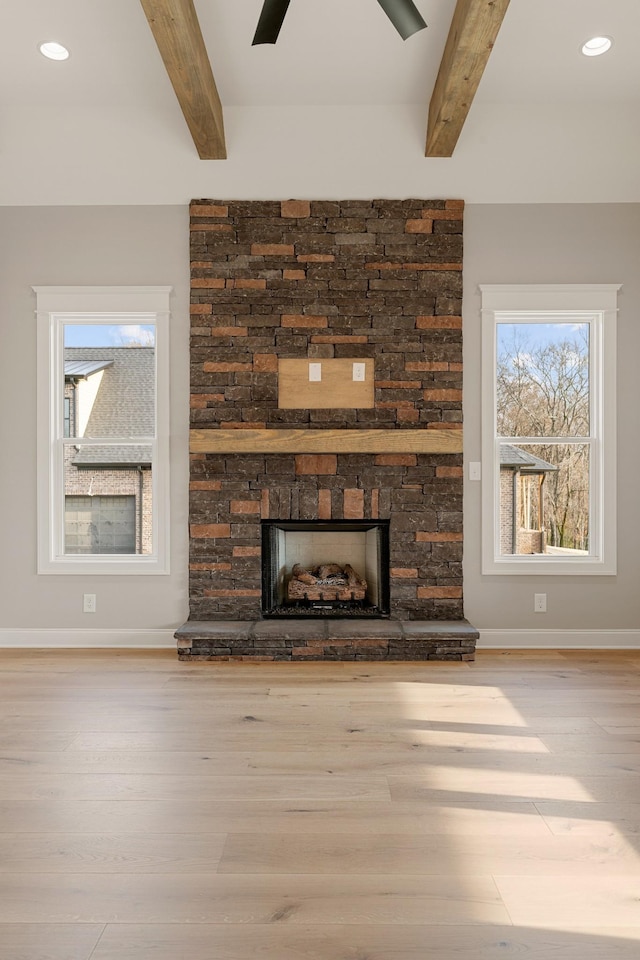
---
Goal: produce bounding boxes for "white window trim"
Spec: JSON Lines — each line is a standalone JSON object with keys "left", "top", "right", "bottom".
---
{"left": 35, "top": 286, "right": 172, "bottom": 575}
{"left": 480, "top": 284, "right": 619, "bottom": 576}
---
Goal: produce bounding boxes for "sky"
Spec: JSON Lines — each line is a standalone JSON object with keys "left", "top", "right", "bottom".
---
{"left": 64, "top": 323, "right": 156, "bottom": 347}
{"left": 497, "top": 321, "right": 589, "bottom": 357}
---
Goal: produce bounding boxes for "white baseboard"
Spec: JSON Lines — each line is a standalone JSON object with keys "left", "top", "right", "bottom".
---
{"left": 2, "top": 627, "right": 639, "bottom": 652}
{"left": 0, "top": 629, "right": 177, "bottom": 648}
{"left": 478, "top": 629, "right": 640, "bottom": 649}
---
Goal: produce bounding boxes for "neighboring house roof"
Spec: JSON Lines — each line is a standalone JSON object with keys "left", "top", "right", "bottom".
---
{"left": 72, "top": 444, "right": 152, "bottom": 468}
{"left": 64, "top": 347, "right": 154, "bottom": 467}
{"left": 500, "top": 444, "right": 557, "bottom": 473}
{"left": 64, "top": 360, "right": 114, "bottom": 378}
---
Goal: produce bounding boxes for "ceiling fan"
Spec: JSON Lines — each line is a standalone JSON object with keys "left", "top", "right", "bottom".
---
{"left": 252, "top": 0, "right": 427, "bottom": 46}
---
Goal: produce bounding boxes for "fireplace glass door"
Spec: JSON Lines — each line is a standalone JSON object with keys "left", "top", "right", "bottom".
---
{"left": 261, "top": 520, "right": 390, "bottom": 617}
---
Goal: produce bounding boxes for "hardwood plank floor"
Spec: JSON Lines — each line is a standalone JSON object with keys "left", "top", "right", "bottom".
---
{"left": 1, "top": 649, "right": 640, "bottom": 960}
{"left": 84, "top": 923, "right": 640, "bottom": 960}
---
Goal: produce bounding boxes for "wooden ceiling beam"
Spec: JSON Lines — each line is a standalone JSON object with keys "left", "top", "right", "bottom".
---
{"left": 139, "top": 0, "right": 226, "bottom": 159}
{"left": 426, "top": 0, "right": 510, "bottom": 158}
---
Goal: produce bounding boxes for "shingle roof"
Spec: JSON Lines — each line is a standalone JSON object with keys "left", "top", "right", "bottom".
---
{"left": 500, "top": 443, "right": 557, "bottom": 472}
{"left": 64, "top": 347, "right": 154, "bottom": 467}
{"left": 72, "top": 444, "right": 153, "bottom": 467}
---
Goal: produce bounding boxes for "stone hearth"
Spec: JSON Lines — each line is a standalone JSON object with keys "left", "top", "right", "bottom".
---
{"left": 176, "top": 619, "right": 479, "bottom": 662}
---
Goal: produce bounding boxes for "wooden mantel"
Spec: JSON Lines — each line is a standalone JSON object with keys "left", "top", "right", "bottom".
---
{"left": 190, "top": 428, "right": 463, "bottom": 455}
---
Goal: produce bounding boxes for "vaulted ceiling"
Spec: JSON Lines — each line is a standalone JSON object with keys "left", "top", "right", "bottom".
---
{"left": 2, "top": 1, "right": 640, "bottom": 204}
{"left": 138, "top": 0, "right": 511, "bottom": 161}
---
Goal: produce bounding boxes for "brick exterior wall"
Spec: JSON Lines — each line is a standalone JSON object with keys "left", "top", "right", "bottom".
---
{"left": 189, "top": 198, "right": 464, "bottom": 621}
{"left": 499, "top": 467, "right": 514, "bottom": 555}
{"left": 499, "top": 467, "right": 544, "bottom": 556}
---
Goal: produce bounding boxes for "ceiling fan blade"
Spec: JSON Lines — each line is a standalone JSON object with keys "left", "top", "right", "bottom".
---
{"left": 375, "top": 0, "right": 427, "bottom": 40}
{"left": 252, "top": 0, "right": 292, "bottom": 45}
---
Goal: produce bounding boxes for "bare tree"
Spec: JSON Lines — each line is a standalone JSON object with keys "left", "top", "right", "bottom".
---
{"left": 497, "top": 325, "right": 590, "bottom": 551}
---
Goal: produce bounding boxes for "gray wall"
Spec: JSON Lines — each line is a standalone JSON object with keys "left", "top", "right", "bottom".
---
{"left": 0, "top": 206, "right": 190, "bottom": 636}
{"left": 463, "top": 204, "right": 640, "bottom": 631}
{"left": 1, "top": 203, "right": 639, "bottom": 639}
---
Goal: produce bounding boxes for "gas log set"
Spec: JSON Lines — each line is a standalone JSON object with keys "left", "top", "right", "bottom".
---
{"left": 288, "top": 562, "right": 367, "bottom": 603}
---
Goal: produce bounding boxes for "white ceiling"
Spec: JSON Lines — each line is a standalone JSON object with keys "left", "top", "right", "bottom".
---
{"left": 2, "top": 0, "right": 640, "bottom": 205}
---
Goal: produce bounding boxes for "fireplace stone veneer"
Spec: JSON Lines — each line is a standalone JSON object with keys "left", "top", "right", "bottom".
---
{"left": 180, "top": 197, "right": 476, "bottom": 660}
{"left": 189, "top": 451, "right": 463, "bottom": 621}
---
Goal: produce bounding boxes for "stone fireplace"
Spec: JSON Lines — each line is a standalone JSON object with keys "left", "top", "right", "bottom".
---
{"left": 176, "top": 197, "right": 478, "bottom": 660}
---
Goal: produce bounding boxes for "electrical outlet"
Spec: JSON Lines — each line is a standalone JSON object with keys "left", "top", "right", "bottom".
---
{"left": 468, "top": 461, "right": 481, "bottom": 481}
{"left": 352, "top": 362, "right": 366, "bottom": 382}
{"left": 534, "top": 593, "right": 547, "bottom": 613}
{"left": 83, "top": 594, "right": 97, "bottom": 614}
{"left": 308, "top": 362, "right": 322, "bottom": 382}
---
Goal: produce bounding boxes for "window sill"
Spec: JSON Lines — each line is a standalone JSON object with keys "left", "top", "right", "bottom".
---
{"left": 482, "top": 557, "right": 616, "bottom": 576}
{"left": 38, "top": 556, "right": 170, "bottom": 576}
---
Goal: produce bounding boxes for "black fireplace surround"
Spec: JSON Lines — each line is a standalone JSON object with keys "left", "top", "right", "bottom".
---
{"left": 261, "top": 519, "right": 391, "bottom": 618}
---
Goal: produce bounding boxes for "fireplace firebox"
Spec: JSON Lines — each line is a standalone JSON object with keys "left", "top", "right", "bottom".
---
{"left": 261, "top": 520, "right": 390, "bottom": 618}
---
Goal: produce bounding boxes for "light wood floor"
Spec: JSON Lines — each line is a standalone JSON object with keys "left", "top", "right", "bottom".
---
{"left": 2, "top": 649, "right": 640, "bottom": 959}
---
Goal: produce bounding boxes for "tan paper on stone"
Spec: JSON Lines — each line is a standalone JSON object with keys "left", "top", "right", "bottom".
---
{"left": 278, "top": 359, "right": 374, "bottom": 409}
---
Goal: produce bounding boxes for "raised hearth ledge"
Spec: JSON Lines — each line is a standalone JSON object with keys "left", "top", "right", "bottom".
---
{"left": 190, "top": 428, "right": 463, "bottom": 455}
{"left": 175, "top": 619, "right": 478, "bottom": 662}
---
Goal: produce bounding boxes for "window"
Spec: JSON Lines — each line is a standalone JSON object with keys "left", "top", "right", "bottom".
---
{"left": 63, "top": 396, "right": 72, "bottom": 437}
{"left": 480, "top": 284, "right": 618, "bottom": 575}
{"left": 35, "top": 286, "right": 171, "bottom": 574}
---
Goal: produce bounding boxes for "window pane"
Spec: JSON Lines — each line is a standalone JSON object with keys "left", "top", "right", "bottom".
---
{"left": 63, "top": 324, "right": 155, "bottom": 439}
{"left": 496, "top": 323, "right": 589, "bottom": 437}
{"left": 65, "top": 496, "right": 136, "bottom": 555}
{"left": 499, "top": 443, "right": 590, "bottom": 556}
{"left": 64, "top": 447, "right": 153, "bottom": 555}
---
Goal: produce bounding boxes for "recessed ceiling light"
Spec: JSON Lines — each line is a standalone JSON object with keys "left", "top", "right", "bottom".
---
{"left": 39, "top": 41, "right": 70, "bottom": 61}
{"left": 581, "top": 36, "right": 613, "bottom": 57}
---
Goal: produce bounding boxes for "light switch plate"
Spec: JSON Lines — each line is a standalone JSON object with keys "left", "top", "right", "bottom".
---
{"left": 469, "top": 462, "right": 481, "bottom": 481}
